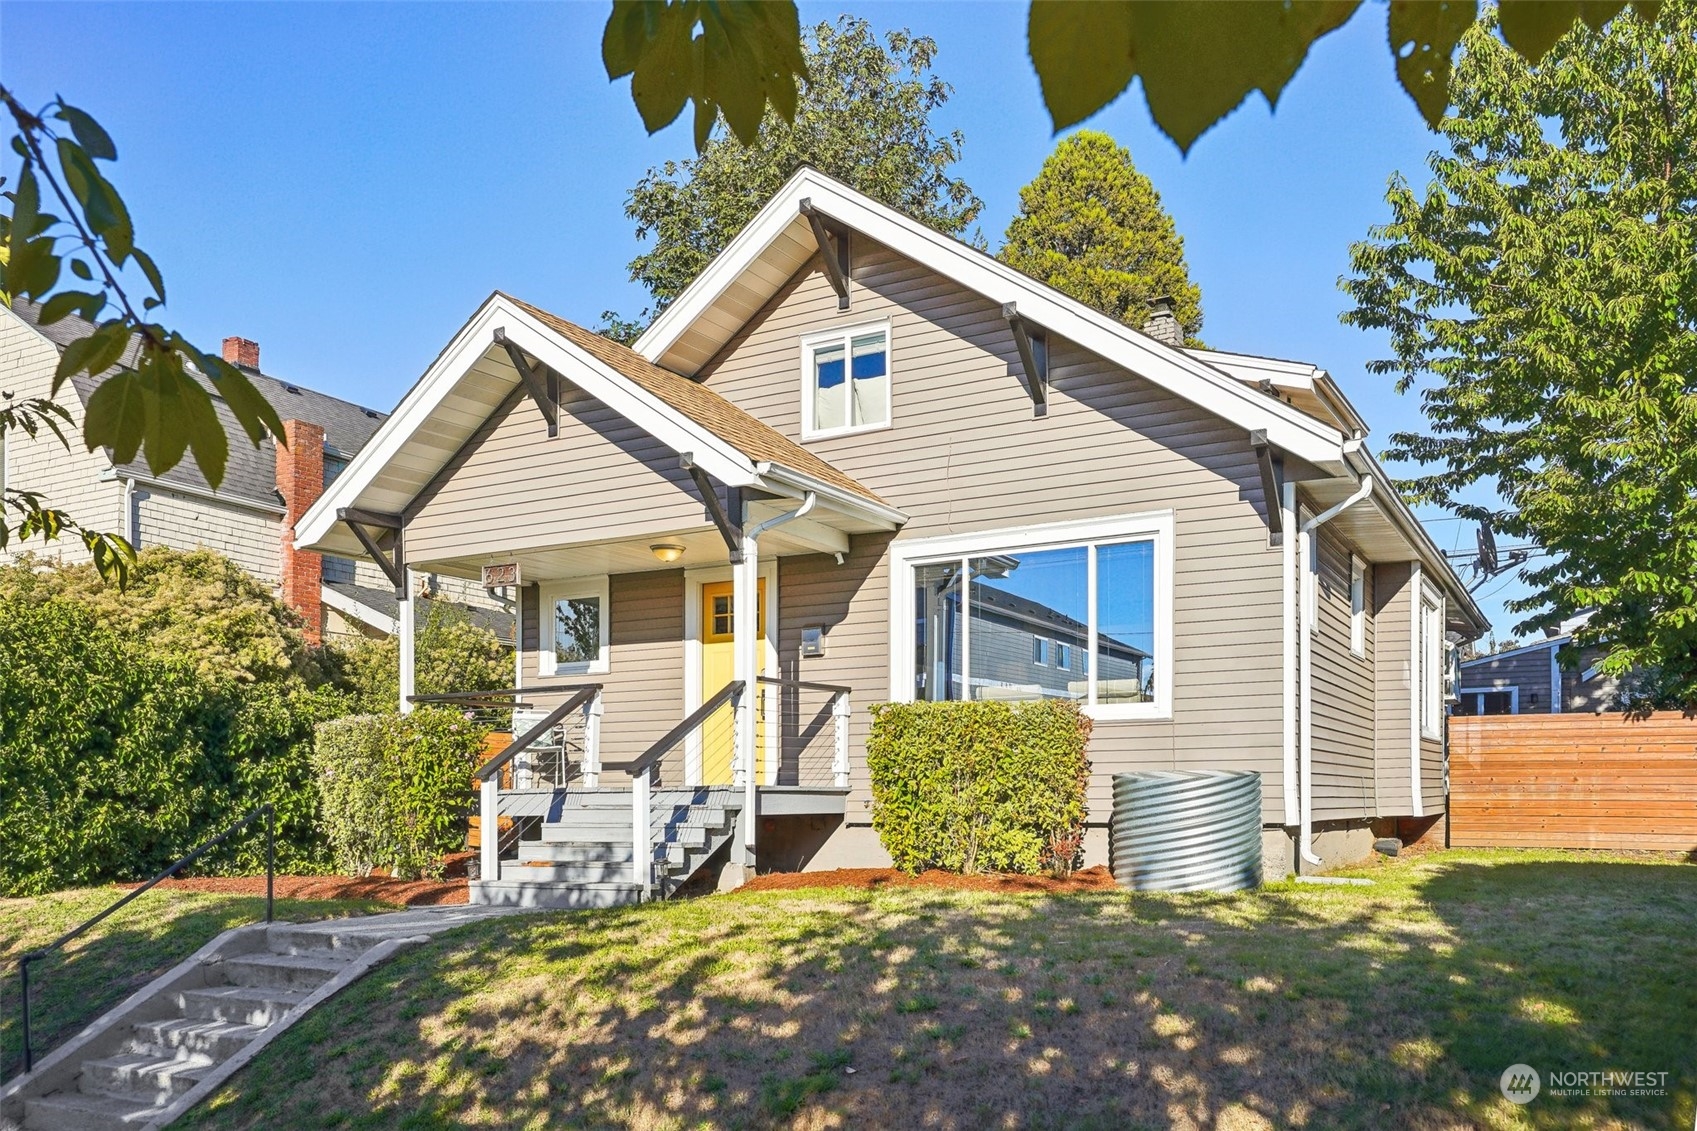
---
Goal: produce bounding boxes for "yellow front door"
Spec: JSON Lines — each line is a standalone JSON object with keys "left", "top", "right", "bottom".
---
{"left": 700, "top": 579, "right": 767, "bottom": 785}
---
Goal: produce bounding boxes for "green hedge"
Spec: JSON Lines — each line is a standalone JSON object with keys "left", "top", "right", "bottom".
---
{"left": 312, "top": 708, "right": 488, "bottom": 880}
{"left": 866, "top": 699, "right": 1091, "bottom": 875}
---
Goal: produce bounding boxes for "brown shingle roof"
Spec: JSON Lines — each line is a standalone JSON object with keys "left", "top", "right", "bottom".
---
{"left": 500, "top": 293, "right": 889, "bottom": 508}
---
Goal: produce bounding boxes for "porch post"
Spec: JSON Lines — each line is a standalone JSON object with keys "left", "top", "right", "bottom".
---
{"left": 397, "top": 553, "right": 416, "bottom": 715}
{"left": 733, "top": 528, "right": 760, "bottom": 865}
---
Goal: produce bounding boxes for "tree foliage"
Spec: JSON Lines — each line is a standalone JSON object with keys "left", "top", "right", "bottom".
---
{"left": 613, "top": 16, "right": 981, "bottom": 328}
{"left": 338, "top": 600, "right": 511, "bottom": 714}
{"left": 998, "top": 131, "right": 1203, "bottom": 340}
{"left": 1341, "top": 10, "right": 1697, "bottom": 704}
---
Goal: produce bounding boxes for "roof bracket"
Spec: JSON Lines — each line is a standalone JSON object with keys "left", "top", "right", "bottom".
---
{"left": 340, "top": 507, "right": 407, "bottom": 594}
{"left": 493, "top": 327, "right": 559, "bottom": 437}
{"left": 1251, "top": 430, "right": 1284, "bottom": 545}
{"left": 681, "top": 454, "right": 743, "bottom": 563}
{"left": 1002, "top": 303, "right": 1049, "bottom": 417}
{"left": 799, "top": 198, "right": 850, "bottom": 310}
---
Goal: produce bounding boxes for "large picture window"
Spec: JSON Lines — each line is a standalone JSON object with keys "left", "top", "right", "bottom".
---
{"left": 540, "top": 577, "right": 609, "bottom": 676}
{"left": 897, "top": 514, "right": 1172, "bottom": 719}
{"left": 802, "top": 322, "right": 890, "bottom": 438}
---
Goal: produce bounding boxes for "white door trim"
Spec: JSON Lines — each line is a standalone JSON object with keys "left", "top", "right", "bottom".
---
{"left": 683, "top": 560, "right": 779, "bottom": 786}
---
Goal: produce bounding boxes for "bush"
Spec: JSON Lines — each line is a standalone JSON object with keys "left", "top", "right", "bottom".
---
{"left": 867, "top": 699, "right": 1091, "bottom": 875}
{"left": 312, "top": 707, "right": 488, "bottom": 879}
{"left": 337, "top": 600, "right": 510, "bottom": 713}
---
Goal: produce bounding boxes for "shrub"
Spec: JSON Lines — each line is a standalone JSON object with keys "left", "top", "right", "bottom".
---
{"left": 867, "top": 699, "right": 1091, "bottom": 875}
{"left": 312, "top": 707, "right": 488, "bottom": 879}
{"left": 337, "top": 601, "right": 510, "bottom": 713}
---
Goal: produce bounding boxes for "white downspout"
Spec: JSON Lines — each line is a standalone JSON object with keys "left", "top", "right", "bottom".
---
{"left": 737, "top": 491, "right": 818, "bottom": 858}
{"left": 1297, "top": 475, "right": 1375, "bottom": 867}
{"left": 120, "top": 476, "right": 139, "bottom": 548}
{"left": 1280, "top": 480, "right": 1298, "bottom": 828}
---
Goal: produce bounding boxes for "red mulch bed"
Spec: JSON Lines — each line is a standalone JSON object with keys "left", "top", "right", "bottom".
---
{"left": 739, "top": 864, "right": 1118, "bottom": 894}
{"left": 118, "top": 873, "right": 467, "bottom": 907}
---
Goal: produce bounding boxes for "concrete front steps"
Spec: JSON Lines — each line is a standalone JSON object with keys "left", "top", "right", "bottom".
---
{"left": 1, "top": 908, "right": 521, "bottom": 1131}
{"left": 470, "top": 786, "right": 740, "bottom": 908}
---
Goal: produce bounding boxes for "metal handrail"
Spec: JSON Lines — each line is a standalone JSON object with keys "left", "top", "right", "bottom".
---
{"left": 408, "top": 682, "right": 602, "bottom": 704}
{"left": 754, "top": 675, "right": 851, "bottom": 696}
{"left": 474, "top": 685, "right": 602, "bottom": 783}
{"left": 604, "top": 680, "right": 746, "bottom": 777}
{"left": 14, "top": 804, "right": 275, "bottom": 1076}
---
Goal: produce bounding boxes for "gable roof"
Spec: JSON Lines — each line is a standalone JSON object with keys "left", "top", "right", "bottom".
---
{"left": 295, "top": 292, "right": 901, "bottom": 559}
{"left": 635, "top": 166, "right": 1351, "bottom": 474}
{"left": 8, "top": 298, "right": 387, "bottom": 510}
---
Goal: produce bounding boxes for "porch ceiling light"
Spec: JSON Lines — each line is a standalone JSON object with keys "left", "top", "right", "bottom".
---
{"left": 650, "top": 542, "right": 686, "bottom": 564}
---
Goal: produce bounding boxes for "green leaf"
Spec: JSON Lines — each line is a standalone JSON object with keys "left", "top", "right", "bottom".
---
{"left": 55, "top": 137, "right": 134, "bottom": 263}
{"left": 38, "top": 289, "right": 103, "bottom": 326}
{"left": 197, "top": 351, "right": 286, "bottom": 447}
{"left": 130, "top": 247, "right": 165, "bottom": 304}
{"left": 1030, "top": 0, "right": 1362, "bottom": 152}
{"left": 603, "top": 0, "right": 661, "bottom": 79}
{"left": 53, "top": 103, "right": 118, "bottom": 161}
{"left": 1497, "top": 0, "right": 1632, "bottom": 62}
{"left": 69, "top": 258, "right": 93, "bottom": 281}
{"left": 83, "top": 369, "right": 149, "bottom": 465}
{"left": 629, "top": 2, "right": 699, "bottom": 134}
{"left": 1389, "top": 0, "right": 1478, "bottom": 127}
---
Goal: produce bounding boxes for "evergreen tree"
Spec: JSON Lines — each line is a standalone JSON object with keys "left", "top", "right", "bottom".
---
{"left": 997, "top": 131, "right": 1203, "bottom": 340}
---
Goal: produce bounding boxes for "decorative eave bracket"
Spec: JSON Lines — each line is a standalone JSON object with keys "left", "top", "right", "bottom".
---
{"left": 799, "top": 198, "right": 850, "bottom": 311}
{"left": 681, "top": 453, "right": 743, "bottom": 563}
{"left": 1251, "top": 429, "right": 1284, "bottom": 545}
{"left": 339, "top": 507, "right": 407, "bottom": 593}
{"left": 493, "top": 327, "right": 559, "bottom": 437}
{"left": 1002, "top": 303, "right": 1049, "bottom": 417}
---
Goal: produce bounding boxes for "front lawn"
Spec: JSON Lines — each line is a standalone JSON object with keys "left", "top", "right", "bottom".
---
{"left": 0, "top": 885, "right": 399, "bottom": 1080}
{"left": 176, "top": 849, "right": 1694, "bottom": 1129}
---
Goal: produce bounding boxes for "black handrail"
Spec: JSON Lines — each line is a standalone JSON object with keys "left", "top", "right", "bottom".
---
{"left": 474, "top": 685, "right": 602, "bottom": 783}
{"left": 408, "top": 682, "right": 597, "bottom": 704}
{"left": 604, "top": 680, "right": 746, "bottom": 777}
{"left": 754, "top": 675, "right": 852, "bottom": 696}
{"left": 15, "top": 804, "right": 275, "bottom": 1076}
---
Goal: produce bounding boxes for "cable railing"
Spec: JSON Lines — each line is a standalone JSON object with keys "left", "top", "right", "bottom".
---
{"left": 754, "top": 675, "right": 851, "bottom": 788}
{"left": 12, "top": 804, "right": 275, "bottom": 1077}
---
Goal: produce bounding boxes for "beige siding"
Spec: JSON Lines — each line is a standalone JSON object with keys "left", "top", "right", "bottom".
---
{"left": 698, "top": 240, "right": 1288, "bottom": 822}
{"left": 406, "top": 376, "right": 707, "bottom": 564}
{"left": 1373, "top": 562, "right": 1415, "bottom": 814}
{"left": 134, "top": 487, "right": 281, "bottom": 581}
{"left": 1307, "top": 521, "right": 1376, "bottom": 821}
{"left": 522, "top": 571, "right": 688, "bottom": 781}
{"left": 0, "top": 308, "right": 122, "bottom": 564}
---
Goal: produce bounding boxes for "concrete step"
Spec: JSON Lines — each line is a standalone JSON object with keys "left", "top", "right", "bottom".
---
{"left": 221, "top": 952, "right": 349, "bottom": 992}
{"left": 123, "top": 1017, "right": 263, "bottom": 1062}
{"left": 517, "top": 841, "right": 633, "bottom": 864}
{"left": 175, "top": 985, "right": 308, "bottom": 1027}
{"left": 264, "top": 924, "right": 387, "bottom": 958}
{"left": 505, "top": 860, "right": 636, "bottom": 883}
{"left": 22, "top": 1090, "right": 164, "bottom": 1131}
{"left": 539, "top": 825, "right": 635, "bottom": 845}
{"left": 470, "top": 879, "right": 643, "bottom": 910}
{"left": 79, "top": 1052, "right": 210, "bottom": 1105}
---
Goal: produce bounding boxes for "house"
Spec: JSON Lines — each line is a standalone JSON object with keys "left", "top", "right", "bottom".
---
{"left": 295, "top": 169, "right": 1488, "bottom": 902}
{"left": 0, "top": 298, "right": 512, "bottom": 646}
{"left": 1456, "top": 613, "right": 1618, "bottom": 715}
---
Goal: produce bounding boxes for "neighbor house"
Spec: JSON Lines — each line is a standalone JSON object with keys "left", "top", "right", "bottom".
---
{"left": 0, "top": 298, "right": 512, "bottom": 646}
{"left": 1455, "top": 613, "right": 1619, "bottom": 715}
{"left": 295, "top": 169, "right": 1488, "bottom": 903}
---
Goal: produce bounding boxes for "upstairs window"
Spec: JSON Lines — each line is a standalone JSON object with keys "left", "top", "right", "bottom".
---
{"left": 803, "top": 323, "right": 890, "bottom": 438}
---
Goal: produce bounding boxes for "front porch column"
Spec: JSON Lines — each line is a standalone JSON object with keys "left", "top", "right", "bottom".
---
{"left": 397, "top": 566, "right": 416, "bottom": 714}
{"left": 733, "top": 529, "right": 760, "bottom": 865}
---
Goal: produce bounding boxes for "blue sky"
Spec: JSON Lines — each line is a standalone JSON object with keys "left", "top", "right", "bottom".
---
{"left": 1, "top": 1, "right": 1527, "bottom": 635}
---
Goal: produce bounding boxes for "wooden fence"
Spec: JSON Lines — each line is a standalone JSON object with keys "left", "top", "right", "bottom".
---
{"left": 1448, "top": 713, "right": 1697, "bottom": 852}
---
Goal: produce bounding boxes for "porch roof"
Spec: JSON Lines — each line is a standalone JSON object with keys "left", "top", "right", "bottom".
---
{"left": 296, "top": 293, "right": 902, "bottom": 561}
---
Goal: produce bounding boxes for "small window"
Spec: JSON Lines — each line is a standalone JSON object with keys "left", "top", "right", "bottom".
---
{"left": 802, "top": 323, "right": 890, "bottom": 438}
{"left": 1055, "top": 641, "right": 1071, "bottom": 670}
{"left": 1032, "top": 637, "right": 1048, "bottom": 666}
{"left": 540, "top": 577, "right": 609, "bottom": 676}
{"left": 323, "top": 452, "right": 349, "bottom": 488}
{"left": 1349, "top": 557, "right": 1366, "bottom": 658}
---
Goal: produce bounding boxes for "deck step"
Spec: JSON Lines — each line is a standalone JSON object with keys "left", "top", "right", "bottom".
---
{"left": 221, "top": 952, "right": 350, "bottom": 992}
{"left": 506, "top": 861, "right": 636, "bottom": 883}
{"left": 123, "top": 1017, "right": 264, "bottom": 1061}
{"left": 175, "top": 985, "right": 308, "bottom": 1027}
{"left": 470, "top": 880, "right": 642, "bottom": 909}
{"left": 517, "top": 841, "right": 633, "bottom": 864}
{"left": 79, "top": 1052, "right": 210, "bottom": 1104}
{"left": 22, "top": 1090, "right": 164, "bottom": 1131}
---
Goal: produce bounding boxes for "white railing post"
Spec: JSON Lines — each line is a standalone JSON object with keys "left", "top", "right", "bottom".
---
{"left": 631, "top": 768, "right": 652, "bottom": 901}
{"left": 764, "top": 679, "right": 779, "bottom": 785}
{"left": 583, "top": 690, "right": 603, "bottom": 788}
{"left": 832, "top": 691, "right": 851, "bottom": 788}
{"left": 479, "top": 776, "right": 500, "bottom": 884}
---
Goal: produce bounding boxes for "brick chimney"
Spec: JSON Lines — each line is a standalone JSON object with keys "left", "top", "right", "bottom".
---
{"left": 1142, "top": 297, "right": 1184, "bottom": 348}
{"left": 223, "top": 336, "right": 261, "bottom": 370}
{"left": 276, "top": 419, "right": 325, "bottom": 643}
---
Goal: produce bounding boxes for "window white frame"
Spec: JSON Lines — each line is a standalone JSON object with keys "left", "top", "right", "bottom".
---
{"left": 539, "top": 576, "right": 610, "bottom": 676}
{"left": 799, "top": 319, "right": 893, "bottom": 440}
{"left": 1456, "top": 686, "right": 1519, "bottom": 716}
{"left": 1032, "top": 637, "right": 1049, "bottom": 666}
{"left": 1418, "top": 583, "right": 1444, "bottom": 740}
{"left": 1349, "top": 555, "right": 1367, "bottom": 658}
{"left": 889, "top": 510, "right": 1174, "bottom": 721}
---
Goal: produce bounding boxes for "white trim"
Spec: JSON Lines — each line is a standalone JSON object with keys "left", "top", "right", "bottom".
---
{"left": 319, "top": 584, "right": 397, "bottom": 636}
{"left": 1419, "top": 580, "right": 1444, "bottom": 741}
{"left": 799, "top": 319, "right": 893, "bottom": 441}
{"left": 1409, "top": 564, "right": 1424, "bottom": 818}
{"left": 682, "top": 559, "right": 779, "bottom": 786}
{"left": 1458, "top": 636, "right": 1566, "bottom": 668}
{"left": 634, "top": 169, "right": 1348, "bottom": 472}
{"left": 97, "top": 467, "right": 287, "bottom": 517}
{"left": 1550, "top": 645, "right": 1563, "bottom": 713}
{"left": 538, "top": 575, "right": 611, "bottom": 677}
{"left": 886, "top": 510, "right": 1174, "bottom": 721}
{"left": 1280, "top": 481, "right": 1298, "bottom": 827}
{"left": 1457, "top": 686, "right": 1519, "bottom": 715}
{"left": 1349, "top": 554, "right": 1367, "bottom": 659}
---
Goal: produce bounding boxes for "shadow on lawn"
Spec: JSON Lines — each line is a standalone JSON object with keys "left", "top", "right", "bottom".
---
{"left": 182, "top": 857, "right": 1697, "bottom": 1131}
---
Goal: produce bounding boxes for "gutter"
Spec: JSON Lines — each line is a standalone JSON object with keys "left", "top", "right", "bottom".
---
{"left": 98, "top": 468, "right": 286, "bottom": 517}
{"left": 1296, "top": 474, "right": 1375, "bottom": 867}
{"left": 754, "top": 461, "right": 907, "bottom": 529}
